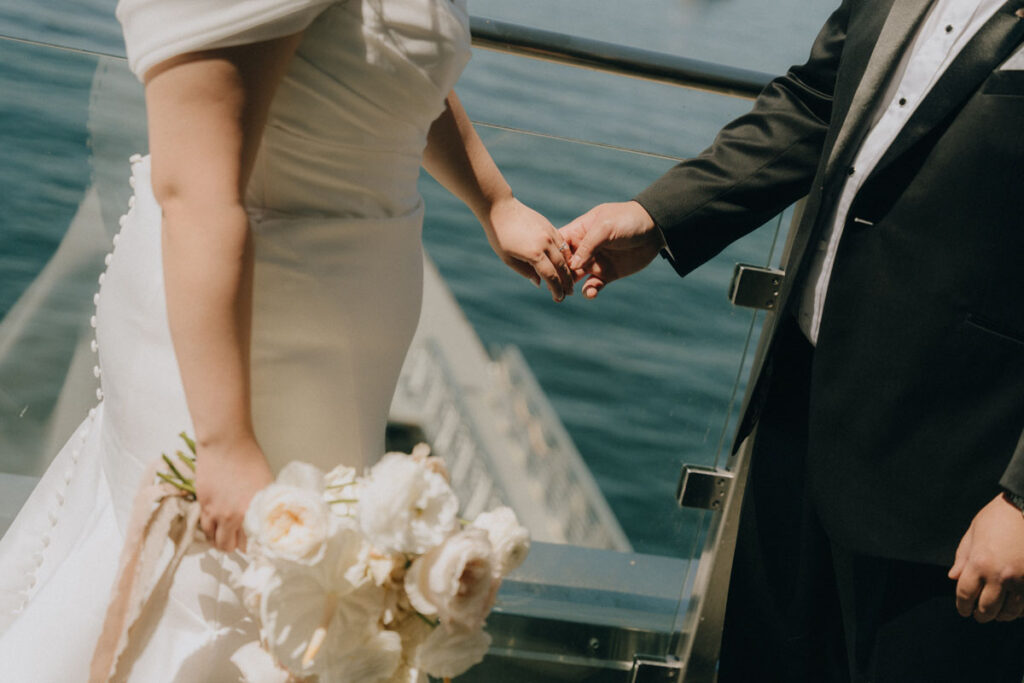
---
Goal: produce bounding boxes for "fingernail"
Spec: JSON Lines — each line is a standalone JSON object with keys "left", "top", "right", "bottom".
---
{"left": 569, "top": 256, "right": 581, "bottom": 269}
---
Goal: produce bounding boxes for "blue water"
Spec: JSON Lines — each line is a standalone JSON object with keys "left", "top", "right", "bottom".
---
{"left": 0, "top": 0, "right": 835, "bottom": 558}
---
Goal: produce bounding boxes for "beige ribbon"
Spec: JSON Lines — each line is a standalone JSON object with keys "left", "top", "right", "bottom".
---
{"left": 89, "top": 458, "right": 202, "bottom": 683}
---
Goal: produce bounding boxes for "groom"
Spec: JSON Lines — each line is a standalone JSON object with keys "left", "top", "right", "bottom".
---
{"left": 561, "top": 0, "right": 1024, "bottom": 680}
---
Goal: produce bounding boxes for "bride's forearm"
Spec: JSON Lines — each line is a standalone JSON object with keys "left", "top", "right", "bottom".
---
{"left": 422, "top": 91, "right": 513, "bottom": 227}
{"left": 161, "top": 199, "right": 257, "bottom": 451}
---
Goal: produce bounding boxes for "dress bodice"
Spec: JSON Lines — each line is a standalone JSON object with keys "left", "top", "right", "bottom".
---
{"left": 246, "top": 0, "right": 471, "bottom": 220}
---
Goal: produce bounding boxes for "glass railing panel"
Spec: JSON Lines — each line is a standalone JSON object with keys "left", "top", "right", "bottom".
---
{"left": 0, "top": 0, "right": 124, "bottom": 58}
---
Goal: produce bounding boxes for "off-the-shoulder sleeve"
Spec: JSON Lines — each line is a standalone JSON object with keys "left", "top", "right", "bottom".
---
{"left": 116, "top": 0, "right": 337, "bottom": 80}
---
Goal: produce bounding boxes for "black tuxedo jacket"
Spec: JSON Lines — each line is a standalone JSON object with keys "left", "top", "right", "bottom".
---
{"left": 635, "top": 0, "right": 1024, "bottom": 565}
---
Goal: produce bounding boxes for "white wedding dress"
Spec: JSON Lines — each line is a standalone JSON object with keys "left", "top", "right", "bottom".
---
{"left": 0, "top": 0, "right": 470, "bottom": 679}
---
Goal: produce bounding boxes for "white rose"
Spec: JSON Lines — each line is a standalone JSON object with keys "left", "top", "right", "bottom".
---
{"left": 471, "top": 506, "right": 530, "bottom": 576}
{"left": 244, "top": 462, "right": 330, "bottom": 565}
{"left": 404, "top": 528, "right": 499, "bottom": 630}
{"left": 358, "top": 453, "right": 458, "bottom": 554}
{"left": 413, "top": 624, "right": 492, "bottom": 679}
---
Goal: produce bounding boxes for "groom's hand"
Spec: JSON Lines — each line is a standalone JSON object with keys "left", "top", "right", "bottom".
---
{"left": 559, "top": 201, "right": 665, "bottom": 299}
{"left": 949, "top": 493, "right": 1024, "bottom": 622}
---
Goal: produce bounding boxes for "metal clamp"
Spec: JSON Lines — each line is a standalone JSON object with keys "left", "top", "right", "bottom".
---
{"left": 630, "top": 655, "right": 682, "bottom": 683}
{"left": 677, "top": 465, "right": 734, "bottom": 511}
{"left": 728, "top": 264, "right": 784, "bottom": 310}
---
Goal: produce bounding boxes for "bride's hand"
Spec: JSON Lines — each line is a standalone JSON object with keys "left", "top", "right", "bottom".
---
{"left": 484, "top": 196, "right": 574, "bottom": 302}
{"left": 194, "top": 437, "right": 274, "bottom": 553}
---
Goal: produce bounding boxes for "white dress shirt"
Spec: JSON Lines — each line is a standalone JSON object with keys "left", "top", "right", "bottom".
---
{"left": 796, "top": 0, "right": 1004, "bottom": 344}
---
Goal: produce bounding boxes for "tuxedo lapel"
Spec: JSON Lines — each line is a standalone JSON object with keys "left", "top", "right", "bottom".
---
{"left": 824, "top": 0, "right": 932, "bottom": 180}
{"left": 870, "top": 0, "right": 1024, "bottom": 177}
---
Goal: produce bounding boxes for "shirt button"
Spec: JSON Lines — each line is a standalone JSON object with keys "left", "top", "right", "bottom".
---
{"left": 945, "top": 24, "right": 954, "bottom": 33}
{"left": 898, "top": 97, "right": 907, "bottom": 106}
{"left": 847, "top": 165, "right": 856, "bottom": 176}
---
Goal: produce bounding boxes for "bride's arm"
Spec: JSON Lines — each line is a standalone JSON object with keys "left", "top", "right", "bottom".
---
{"left": 144, "top": 35, "right": 303, "bottom": 553}
{"left": 422, "top": 92, "right": 574, "bottom": 302}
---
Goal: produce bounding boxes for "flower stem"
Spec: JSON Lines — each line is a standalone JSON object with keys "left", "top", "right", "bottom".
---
{"left": 157, "top": 471, "right": 196, "bottom": 497}
{"left": 179, "top": 432, "right": 197, "bottom": 455}
{"left": 161, "top": 453, "right": 192, "bottom": 486}
{"left": 326, "top": 498, "right": 358, "bottom": 505}
{"left": 176, "top": 449, "right": 196, "bottom": 472}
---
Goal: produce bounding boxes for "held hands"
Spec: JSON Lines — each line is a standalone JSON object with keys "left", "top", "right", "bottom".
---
{"left": 485, "top": 195, "right": 575, "bottom": 302}
{"left": 949, "top": 493, "right": 1024, "bottom": 622}
{"left": 195, "top": 436, "right": 274, "bottom": 553}
{"left": 559, "top": 201, "right": 664, "bottom": 299}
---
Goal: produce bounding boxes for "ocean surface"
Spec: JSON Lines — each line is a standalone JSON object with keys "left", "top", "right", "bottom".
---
{"left": 0, "top": 0, "right": 835, "bottom": 559}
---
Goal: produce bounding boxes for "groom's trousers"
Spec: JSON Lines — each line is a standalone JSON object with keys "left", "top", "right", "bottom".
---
{"left": 717, "top": 317, "right": 1024, "bottom": 683}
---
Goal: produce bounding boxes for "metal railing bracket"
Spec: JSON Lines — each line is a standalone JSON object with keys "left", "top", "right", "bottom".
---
{"left": 676, "top": 465, "right": 734, "bottom": 510}
{"left": 630, "top": 655, "right": 683, "bottom": 683}
{"left": 728, "top": 264, "right": 785, "bottom": 310}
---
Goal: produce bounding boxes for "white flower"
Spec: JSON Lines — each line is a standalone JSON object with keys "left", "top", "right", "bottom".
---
{"left": 471, "top": 506, "right": 530, "bottom": 576}
{"left": 358, "top": 453, "right": 459, "bottom": 554}
{"left": 259, "top": 519, "right": 369, "bottom": 673}
{"left": 230, "top": 641, "right": 291, "bottom": 683}
{"left": 325, "top": 464, "right": 358, "bottom": 489}
{"left": 316, "top": 626, "right": 403, "bottom": 681}
{"left": 234, "top": 558, "right": 277, "bottom": 615}
{"left": 413, "top": 624, "right": 492, "bottom": 679}
{"left": 244, "top": 462, "right": 331, "bottom": 565}
{"left": 410, "top": 442, "right": 450, "bottom": 482}
{"left": 404, "top": 528, "right": 499, "bottom": 630}
{"left": 383, "top": 663, "right": 428, "bottom": 683}
{"left": 324, "top": 464, "right": 360, "bottom": 517}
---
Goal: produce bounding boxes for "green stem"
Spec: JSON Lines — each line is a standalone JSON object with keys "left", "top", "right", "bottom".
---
{"left": 326, "top": 498, "right": 358, "bottom": 505}
{"left": 162, "top": 453, "right": 192, "bottom": 487}
{"left": 325, "top": 482, "right": 356, "bottom": 490}
{"left": 179, "top": 432, "right": 197, "bottom": 455}
{"left": 157, "top": 471, "right": 196, "bottom": 497}
{"left": 176, "top": 450, "right": 196, "bottom": 472}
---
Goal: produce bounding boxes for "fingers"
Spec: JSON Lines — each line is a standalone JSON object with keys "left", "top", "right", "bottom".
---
{"left": 996, "top": 592, "right": 1024, "bottom": 622}
{"left": 200, "top": 511, "right": 216, "bottom": 545}
{"left": 948, "top": 529, "right": 970, "bottom": 580}
{"left": 581, "top": 276, "right": 606, "bottom": 299}
{"left": 565, "top": 214, "right": 607, "bottom": 271}
{"left": 543, "top": 233, "right": 574, "bottom": 300}
{"left": 955, "top": 565, "right": 983, "bottom": 618}
{"left": 506, "top": 258, "right": 541, "bottom": 287}
{"left": 974, "top": 581, "right": 1006, "bottom": 623}
{"left": 517, "top": 232, "right": 573, "bottom": 302}
{"left": 201, "top": 509, "right": 243, "bottom": 553}
{"left": 532, "top": 252, "right": 569, "bottom": 302}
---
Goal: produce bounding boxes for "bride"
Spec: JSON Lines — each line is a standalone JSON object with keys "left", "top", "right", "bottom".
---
{"left": 0, "top": 0, "right": 573, "bottom": 679}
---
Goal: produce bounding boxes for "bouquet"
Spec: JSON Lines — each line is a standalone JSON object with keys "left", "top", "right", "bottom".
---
{"left": 161, "top": 441, "right": 529, "bottom": 682}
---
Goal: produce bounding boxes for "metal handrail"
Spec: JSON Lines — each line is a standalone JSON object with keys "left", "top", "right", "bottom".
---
{"left": 470, "top": 16, "right": 772, "bottom": 99}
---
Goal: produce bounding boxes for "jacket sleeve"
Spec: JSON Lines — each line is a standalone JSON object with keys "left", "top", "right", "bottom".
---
{"left": 634, "top": 0, "right": 851, "bottom": 278}
{"left": 999, "top": 431, "right": 1024, "bottom": 497}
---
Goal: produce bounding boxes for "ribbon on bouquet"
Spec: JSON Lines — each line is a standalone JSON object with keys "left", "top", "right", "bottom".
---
{"left": 88, "top": 457, "right": 202, "bottom": 683}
